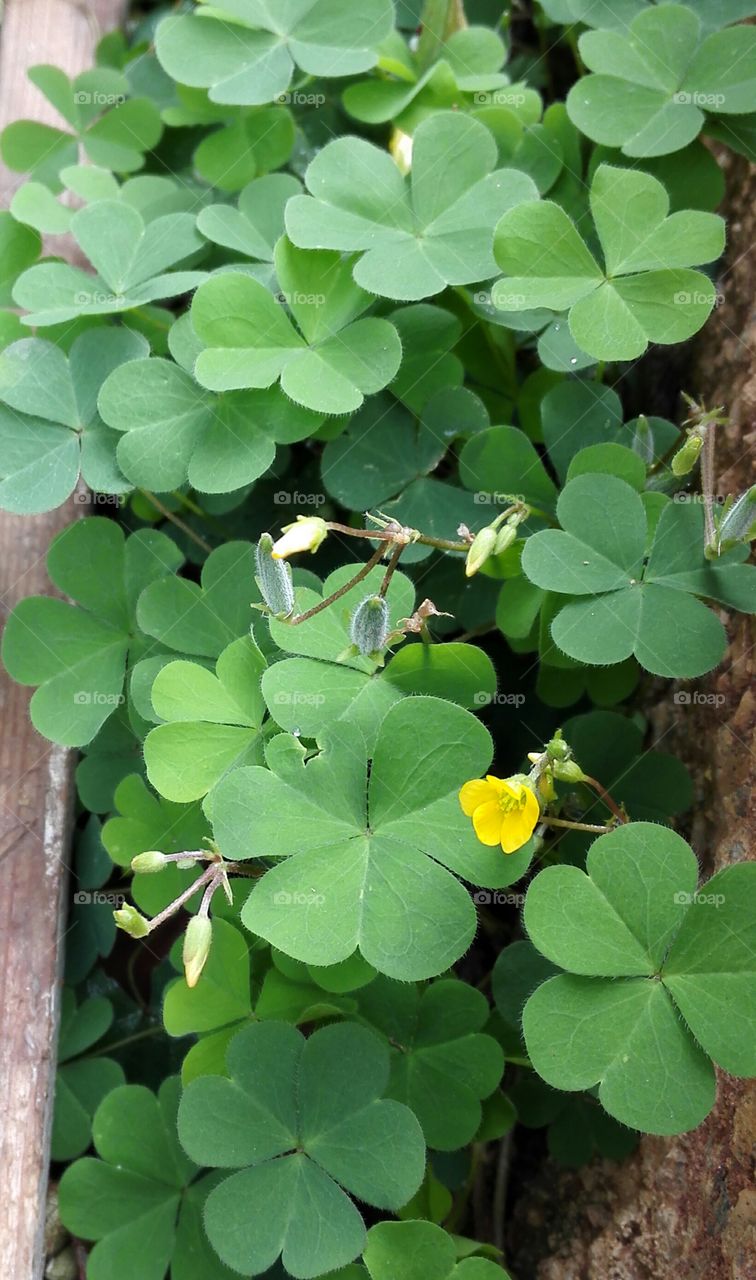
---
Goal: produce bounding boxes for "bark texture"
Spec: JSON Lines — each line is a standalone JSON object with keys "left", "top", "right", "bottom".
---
{"left": 508, "top": 150, "right": 756, "bottom": 1280}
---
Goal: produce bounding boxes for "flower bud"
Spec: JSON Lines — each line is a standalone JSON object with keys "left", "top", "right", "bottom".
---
{"left": 631, "top": 414, "right": 655, "bottom": 464}
{"left": 465, "top": 526, "right": 498, "bottom": 577}
{"left": 271, "top": 516, "right": 327, "bottom": 559}
{"left": 131, "top": 851, "right": 167, "bottom": 874}
{"left": 255, "top": 533, "right": 295, "bottom": 616}
{"left": 113, "top": 905, "right": 150, "bottom": 938}
{"left": 552, "top": 759, "right": 588, "bottom": 784}
{"left": 717, "top": 486, "right": 756, "bottom": 546}
{"left": 350, "top": 594, "right": 390, "bottom": 658}
{"left": 493, "top": 524, "right": 518, "bottom": 556}
{"left": 546, "top": 730, "right": 570, "bottom": 761}
{"left": 183, "top": 915, "right": 213, "bottom": 988}
{"left": 671, "top": 434, "right": 703, "bottom": 476}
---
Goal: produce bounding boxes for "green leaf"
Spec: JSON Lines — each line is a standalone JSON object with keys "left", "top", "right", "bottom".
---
{"left": 191, "top": 242, "right": 402, "bottom": 414}
{"left": 286, "top": 111, "right": 539, "bottom": 300}
{"left": 52, "top": 990, "right": 125, "bottom": 1162}
{"left": 144, "top": 637, "right": 267, "bottom": 801}
{"left": 0, "top": 211, "right": 40, "bottom": 305}
{"left": 384, "top": 642, "right": 497, "bottom": 710}
{"left": 163, "top": 918, "right": 252, "bottom": 1036}
{"left": 13, "top": 201, "right": 206, "bottom": 326}
{"left": 567, "top": 6, "right": 756, "bottom": 158}
{"left": 2, "top": 519, "right": 182, "bottom": 745}
{"left": 0, "top": 327, "right": 148, "bottom": 513}
{"left": 364, "top": 1221, "right": 509, "bottom": 1280}
{"left": 197, "top": 173, "right": 301, "bottom": 255}
{"left": 493, "top": 164, "right": 723, "bottom": 360}
{"left": 137, "top": 541, "right": 259, "bottom": 659}
{"left": 212, "top": 698, "right": 528, "bottom": 980}
{"left": 522, "top": 822, "right": 756, "bottom": 1133}
{"left": 177, "top": 1021, "right": 425, "bottom": 1277}
{"left": 459, "top": 425, "right": 558, "bottom": 513}
{"left": 359, "top": 977, "right": 504, "bottom": 1150}
{"left": 193, "top": 109, "right": 295, "bottom": 192}
{"left": 99, "top": 354, "right": 321, "bottom": 494}
{"left": 322, "top": 394, "right": 447, "bottom": 510}
{"left": 155, "top": 0, "right": 395, "bottom": 106}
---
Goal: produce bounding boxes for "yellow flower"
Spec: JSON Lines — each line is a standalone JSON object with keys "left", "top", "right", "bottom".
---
{"left": 271, "top": 516, "right": 328, "bottom": 559}
{"left": 459, "top": 774, "right": 540, "bottom": 854}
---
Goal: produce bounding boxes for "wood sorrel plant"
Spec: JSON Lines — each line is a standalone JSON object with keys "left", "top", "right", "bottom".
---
{"left": 2, "top": 1, "right": 756, "bottom": 1276}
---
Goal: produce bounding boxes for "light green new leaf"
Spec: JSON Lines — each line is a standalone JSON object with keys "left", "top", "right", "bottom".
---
{"left": 286, "top": 111, "right": 539, "bottom": 301}
{"left": 197, "top": 173, "right": 301, "bottom": 259}
{"left": 155, "top": 0, "right": 395, "bottom": 105}
{"left": 359, "top": 977, "right": 505, "bottom": 1150}
{"left": 2, "top": 519, "right": 182, "bottom": 745}
{"left": 493, "top": 163, "right": 724, "bottom": 360}
{"left": 522, "top": 823, "right": 756, "bottom": 1133}
{"left": 177, "top": 1021, "right": 425, "bottom": 1277}
{"left": 0, "top": 327, "right": 148, "bottom": 513}
{"left": 213, "top": 698, "right": 533, "bottom": 979}
{"left": 191, "top": 241, "right": 402, "bottom": 414}
{"left": 98, "top": 353, "right": 321, "bottom": 492}
{"left": 522, "top": 474, "right": 756, "bottom": 677}
{"left": 144, "top": 637, "right": 267, "bottom": 801}
{"left": 567, "top": 5, "right": 756, "bottom": 157}
{"left": 13, "top": 200, "right": 206, "bottom": 326}
{"left": 363, "top": 1221, "right": 509, "bottom": 1280}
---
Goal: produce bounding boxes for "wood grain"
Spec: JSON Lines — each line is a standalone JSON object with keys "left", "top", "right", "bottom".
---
{"left": 0, "top": 2, "right": 127, "bottom": 1273}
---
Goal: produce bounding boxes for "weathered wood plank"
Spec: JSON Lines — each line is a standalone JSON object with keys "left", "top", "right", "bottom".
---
{"left": 0, "top": 2, "right": 127, "bottom": 1273}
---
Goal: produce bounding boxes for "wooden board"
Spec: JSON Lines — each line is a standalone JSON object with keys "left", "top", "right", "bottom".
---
{"left": 0, "top": 2, "right": 127, "bottom": 1273}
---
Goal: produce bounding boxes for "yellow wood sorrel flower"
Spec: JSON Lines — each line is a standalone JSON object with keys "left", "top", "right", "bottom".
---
{"left": 459, "top": 775, "right": 540, "bottom": 854}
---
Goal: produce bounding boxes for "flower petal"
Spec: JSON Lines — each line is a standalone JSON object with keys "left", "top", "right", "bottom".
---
{"left": 472, "top": 801, "right": 503, "bottom": 846}
{"left": 459, "top": 778, "right": 496, "bottom": 816}
{"left": 500, "top": 787, "right": 540, "bottom": 853}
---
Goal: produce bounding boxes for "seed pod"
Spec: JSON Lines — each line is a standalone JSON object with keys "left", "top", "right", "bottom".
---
{"left": 552, "top": 759, "right": 588, "bottom": 783}
{"left": 671, "top": 433, "right": 703, "bottom": 476}
{"left": 131, "top": 851, "right": 167, "bottom": 874}
{"left": 350, "top": 594, "right": 390, "bottom": 658}
{"left": 465, "top": 526, "right": 498, "bottom": 577}
{"left": 113, "top": 905, "right": 150, "bottom": 938}
{"left": 183, "top": 915, "right": 212, "bottom": 988}
{"left": 255, "top": 533, "right": 295, "bottom": 616}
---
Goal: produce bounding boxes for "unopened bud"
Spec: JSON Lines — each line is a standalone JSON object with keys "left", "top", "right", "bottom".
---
{"left": 717, "top": 486, "right": 756, "bottom": 546}
{"left": 350, "top": 594, "right": 390, "bottom": 658}
{"left": 255, "top": 533, "right": 295, "bottom": 616}
{"left": 183, "top": 915, "right": 212, "bottom": 988}
{"left": 271, "top": 516, "right": 327, "bottom": 559}
{"left": 131, "top": 851, "right": 167, "bottom": 874}
{"left": 631, "top": 414, "right": 655, "bottom": 464}
{"left": 537, "top": 771, "right": 557, "bottom": 802}
{"left": 546, "top": 731, "right": 570, "bottom": 761}
{"left": 493, "top": 524, "right": 518, "bottom": 556}
{"left": 114, "top": 905, "right": 150, "bottom": 938}
{"left": 465, "top": 526, "right": 498, "bottom": 577}
{"left": 671, "top": 434, "right": 703, "bottom": 476}
{"left": 552, "top": 759, "right": 588, "bottom": 784}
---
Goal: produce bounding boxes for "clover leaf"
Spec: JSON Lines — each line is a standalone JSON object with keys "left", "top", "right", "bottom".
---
{"left": 521, "top": 473, "right": 756, "bottom": 677}
{"left": 196, "top": 173, "right": 301, "bottom": 264}
{"left": 65, "top": 817, "right": 119, "bottom": 982}
{"left": 567, "top": 5, "right": 756, "bottom": 157}
{"left": 144, "top": 637, "right": 267, "bottom": 802}
{"left": 13, "top": 200, "right": 206, "bottom": 326}
{"left": 213, "top": 697, "right": 534, "bottom": 980}
{"left": 52, "top": 990, "right": 124, "bottom": 1162}
{"left": 59, "top": 1078, "right": 233, "bottom": 1280}
{"left": 562, "top": 709, "right": 693, "bottom": 824}
{"left": 359, "top": 976, "right": 505, "bottom": 1150}
{"left": 193, "top": 107, "right": 295, "bottom": 193}
{"left": 363, "top": 1221, "right": 509, "bottom": 1280}
{"left": 137, "top": 541, "right": 260, "bottom": 659}
{"left": 2, "top": 518, "right": 182, "bottom": 745}
{"left": 522, "top": 822, "right": 756, "bottom": 1133}
{"left": 191, "top": 240, "right": 402, "bottom": 414}
{"left": 1, "top": 64, "right": 162, "bottom": 185}
{"left": 98, "top": 353, "right": 321, "bottom": 493}
{"left": 322, "top": 394, "right": 448, "bottom": 511}
{"left": 508, "top": 1073, "right": 638, "bottom": 1167}
{"left": 177, "top": 1021, "right": 426, "bottom": 1277}
{"left": 0, "top": 212, "right": 40, "bottom": 305}
{"left": 285, "top": 111, "right": 539, "bottom": 301}
{"left": 343, "top": 27, "right": 510, "bottom": 128}
{"left": 493, "top": 163, "right": 724, "bottom": 360}
{"left": 0, "top": 327, "right": 148, "bottom": 513}
{"left": 155, "top": 0, "right": 394, "bottom": 106}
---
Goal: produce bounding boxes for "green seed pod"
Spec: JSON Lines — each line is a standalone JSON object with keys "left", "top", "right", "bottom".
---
{"left": 671, "top": 434, "right": 703, "bottom": 476}
{"left": 113, "top": 905, "right": 150, "bottom": 938}
{"left": 183, "top": 915, "right": 212, "bottom": 988}
{"left": 350, "top": 594, "right": 390, "bottom": 657}
{"left": 493, "top": 524, "right": 518, "bottom": 556}
{"left": 255, "top": 533, "right": 294, "bottom": 616}
{"left": 130, "top": 850, "right": 167, "bottom": 874}
{"left": 552, "top": 759, "right": 588, "bottom": 783}
{"left": 465, "top": 526, "right": 498, "bottom": 577}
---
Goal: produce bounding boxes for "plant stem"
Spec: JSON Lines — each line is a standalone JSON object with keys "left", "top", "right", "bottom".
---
{"left": 416, "top": 0, "right": 467, "bottom": 71}
{"left": 541, "top": 816, "right": 613, "bottom": 834}
{"left": 379, "top": 541, "right": 404, "bottom": 598}
{"left": 582, "top": 775, "right": 628, "bottom": 823}
{"left": 290, "top": 544, "right": 386, "bottom": 625}
{"left": 140, "top": 490, "right": 213, "bottom": 554}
